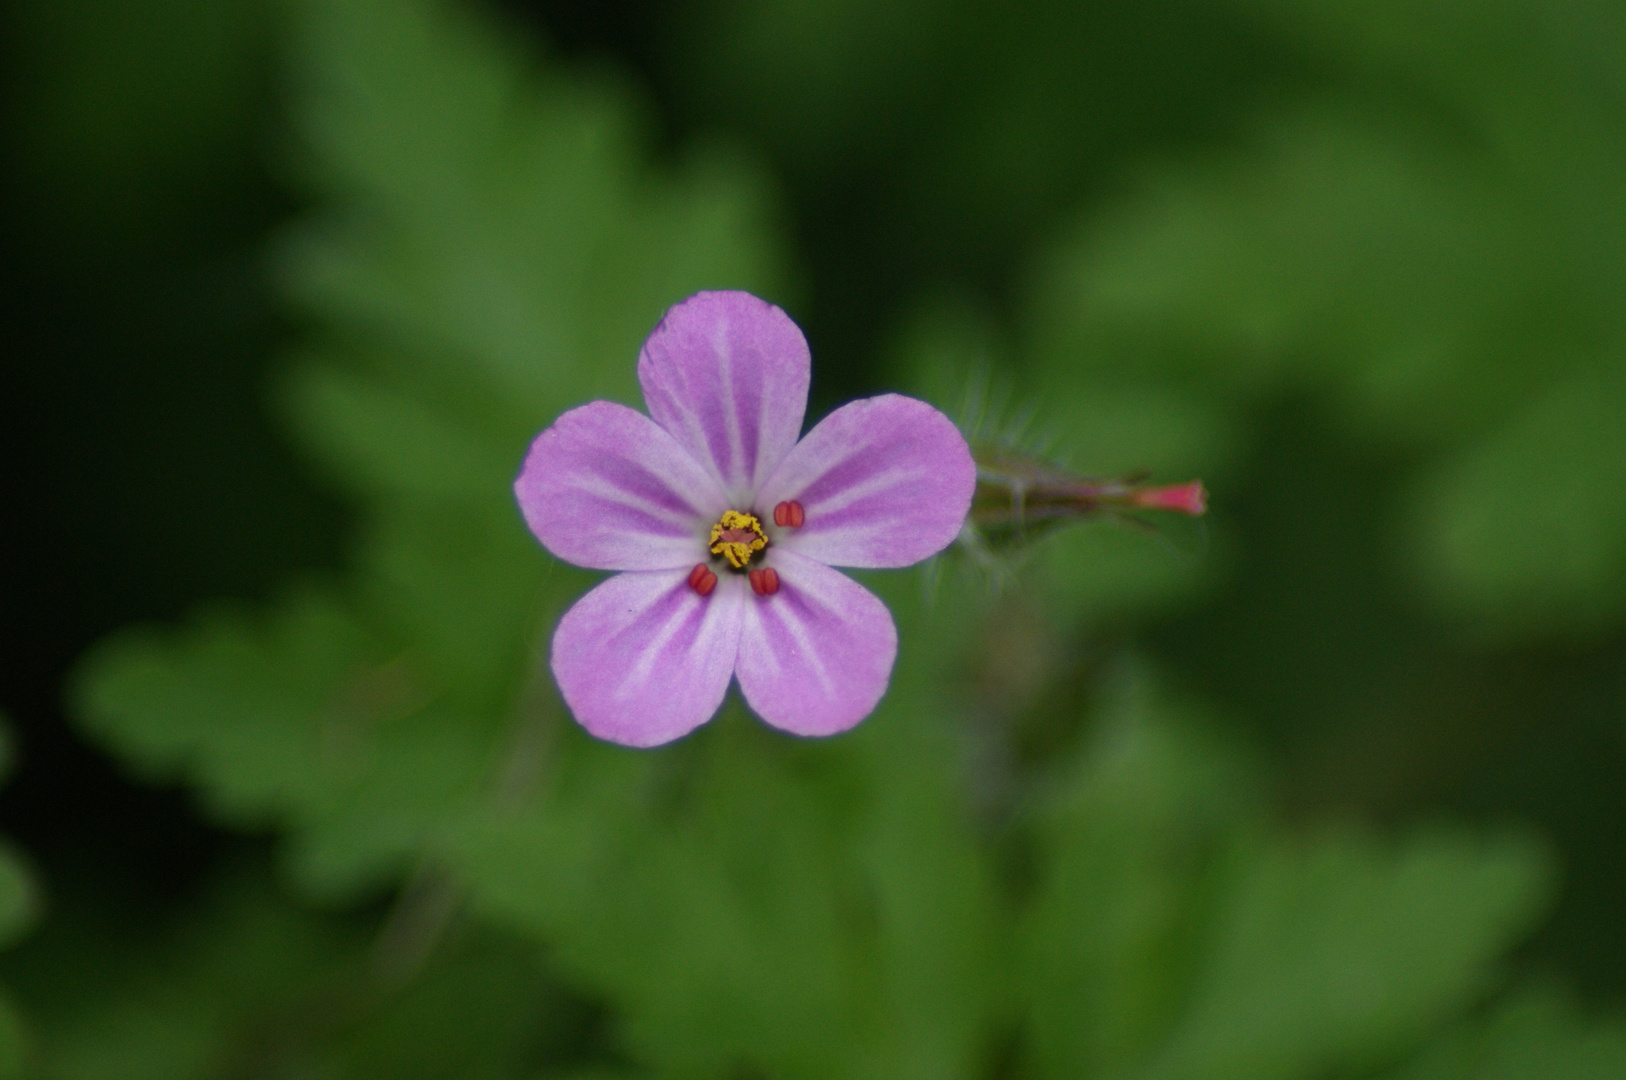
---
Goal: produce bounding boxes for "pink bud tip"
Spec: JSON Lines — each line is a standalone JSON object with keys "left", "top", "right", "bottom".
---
{"left": 1130, "top": 481, "right": 1207, "bottom": 516}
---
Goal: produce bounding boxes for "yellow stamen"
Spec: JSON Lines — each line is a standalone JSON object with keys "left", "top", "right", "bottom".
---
{"left": 709, "top": 510, "right": 768, "bottom": 569}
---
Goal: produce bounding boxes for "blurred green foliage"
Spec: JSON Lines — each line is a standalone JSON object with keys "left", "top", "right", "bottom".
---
{"left": 0, "top": 719, "right": 39, "bottom": 1080}
{"left": 2, "top": 0, "right": 1625, "bottom": 1076}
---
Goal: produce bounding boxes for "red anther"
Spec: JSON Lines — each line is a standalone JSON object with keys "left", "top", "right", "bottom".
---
{"left": 773, "top": 500, "right": 805, "bottom": 527}
{"left": 748, "top": 567, "right": 780, "bottom": 596}
{"left": 688, "top": 563, "right": 718, "bottom": 597}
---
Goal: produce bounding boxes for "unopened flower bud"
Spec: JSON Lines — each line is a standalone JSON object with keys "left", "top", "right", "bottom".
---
{"left": 963, "top": 440, "right": 1206, "bottom": 551}
{"left": 1128, "top": 481, "right": 1207, "bottom": 516}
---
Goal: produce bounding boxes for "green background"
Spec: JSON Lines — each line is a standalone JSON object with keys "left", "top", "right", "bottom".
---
{"left": 3, "top": 0, "right": 1626, "bottom": 1076}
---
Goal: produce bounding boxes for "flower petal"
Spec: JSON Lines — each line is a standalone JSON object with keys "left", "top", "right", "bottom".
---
{"left": 551, "top": 569, "right": 746, "bottom": 747}
{"left": 638, "top": 291, "right": 811, "bottom": 504}
{"left": 515, "top": 401, "right": 728, "bottom": 571}
{"left": 757, "top": 394, "right": 975, "bottom": 568}
{"left": 734, "top": 550, "right": 897, "bottom": 737}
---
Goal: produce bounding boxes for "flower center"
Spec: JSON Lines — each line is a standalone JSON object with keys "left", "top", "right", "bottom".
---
{"left": 709, "top": 510, "right": 768, "bottom": 569}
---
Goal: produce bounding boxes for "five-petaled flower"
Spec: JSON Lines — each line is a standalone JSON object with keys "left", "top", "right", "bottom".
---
{"left": 514, "top": 291, "right": 976, "bottom": 747}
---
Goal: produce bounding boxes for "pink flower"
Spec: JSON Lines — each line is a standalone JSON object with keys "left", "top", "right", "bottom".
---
{"left": 514, "top": 291, "right": 976, "bottom": 747}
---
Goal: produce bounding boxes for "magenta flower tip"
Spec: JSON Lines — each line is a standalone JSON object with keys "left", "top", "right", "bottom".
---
{"left": 1130, "top": 480, "right": 1208, "bottom": 516}
{"left": 514, "top": 291, "right": 975, "bottom": 747}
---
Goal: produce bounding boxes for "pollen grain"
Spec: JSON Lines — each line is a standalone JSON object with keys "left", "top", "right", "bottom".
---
{"left": 708, "top": 510, "right": 768, "bottom": 569}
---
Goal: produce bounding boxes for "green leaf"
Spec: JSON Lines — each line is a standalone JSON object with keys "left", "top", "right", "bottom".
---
{"left": 0, "top": 999, "right": 22, "bottom": 1080}
{"left": 1020, "top": 678, "right": 1265, "bottom": 1078}
{"left": 275, "top": 0, "right": 786, "bottom": 447}
{"left": 0, "top": 719, "right": 32, "bottom": 1080}
{"left": 1034, "top": 519, "right": 1219, "bottom": 628}
{"left": 3, "top": 860, "right": 578, "bottom": 1080}
{"left": 1024, "top": 105, "right": 1626, "bottom": 638}
{"left": 1243, "top": 0, "right": 1626, "bottom": 231}
{"left": 0, "top": 717, "right": 37, "bottom": 951}
{"left": 1018, "top": 672, "right": 1555, "bottom": 1080}
{"left": 1410, "top": 368, "right": 1626, "bottom": 639}
{"left": 277, "top": 358, "right": 519, "bottom": 506}
{"left": 449, "top": 717, "right": 887, "bottom": 1078}
{"left": 0, "top": 845, "right": 40, "bottom": 957}
{"left": 71, "top": 589, "right": 461, "bottom": 899}
{"left": 6, "top": 864, "right": 359, "bottom": 1080}
{"left": 1027, "top": 113, "right": 1551, "bottom": 440}
{"left": 1387, "top": 987, "right": 1626, "bottom": 1080}
{"left": 1137, "top": 826, "right": 1553, "bottom": 1080}
{"left": 71, "top": 0, "right": 785, "bottom": 904}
